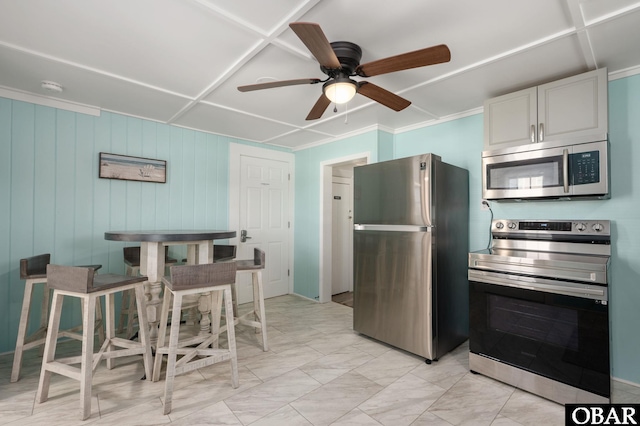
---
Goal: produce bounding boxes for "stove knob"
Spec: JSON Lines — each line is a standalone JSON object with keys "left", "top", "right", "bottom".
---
{"left": 507, "top": 222, "right": 517, "bottom": 229}
{"left": 576, "top": 223, "right": 587, "bottom": 232}
{"left": 495, "top": 222, "right": 504, "bottom": 229}
{"left": 592, "top": 223, "right": 604, "bottom": 232}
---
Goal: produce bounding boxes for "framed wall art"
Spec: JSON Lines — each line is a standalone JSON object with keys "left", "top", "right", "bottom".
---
{"left": 99, "top": 152, "right": 166, "bottom": 183}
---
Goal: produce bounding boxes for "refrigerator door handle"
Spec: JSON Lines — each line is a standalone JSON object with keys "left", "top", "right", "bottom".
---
{"left": 354, "top": 224, "right": 433, "bottom": 232}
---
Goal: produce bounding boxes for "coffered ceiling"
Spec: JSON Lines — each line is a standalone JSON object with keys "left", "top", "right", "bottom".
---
{"left": 1, "top": 0, "right": 639, "bottom": 150}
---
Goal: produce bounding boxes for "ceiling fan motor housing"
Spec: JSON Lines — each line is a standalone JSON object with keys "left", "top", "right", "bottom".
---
{"left": 321, "top": 41, "right": 362, "bottom": 76}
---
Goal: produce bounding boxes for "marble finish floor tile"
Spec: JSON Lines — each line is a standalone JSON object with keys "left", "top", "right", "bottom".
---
{"left": 290, "top": 371, "right": 383, "bottom": 425}
{"left": 1, "top": 294, "right": 638, "bottom": 425}
{"left": 358, "top": 372, "right": 446, "bottom": 426}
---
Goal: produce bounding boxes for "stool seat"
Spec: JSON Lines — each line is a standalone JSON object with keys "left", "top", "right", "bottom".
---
{"left": 153, "top": 262, "right": 239, "bottom": 415}
{"left": 11, "top": 254, "right": 104, "bottom": 383}
{"left": 48, "top": 269, "right": 146, "bottom": 293}
{"left": 37, "top": 265, "right": 152, "bottom": 421}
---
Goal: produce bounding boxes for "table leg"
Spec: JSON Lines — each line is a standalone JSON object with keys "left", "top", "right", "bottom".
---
{"left": 140, "top": 242, "right": 165, "bottom": 345}
{"left": 195, "top": 241, "right": 214, "bottom": 336}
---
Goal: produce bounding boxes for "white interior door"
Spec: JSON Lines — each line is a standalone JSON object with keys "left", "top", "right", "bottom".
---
{"left": 331, "top": 180, "right": 353, "bottom": 295}
{"left": 237, "top": 154, "right": 290, "bottom": 304}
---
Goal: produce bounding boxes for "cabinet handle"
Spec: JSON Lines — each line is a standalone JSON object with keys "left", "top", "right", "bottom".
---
{"left": 530, "top": 125, "right": 535, "bottom": 143}
{"left": 539, "top": 123, "right": 544, "bottom": 142}
{"left": 563, "top": 148, "right": 569, "bottom": 193}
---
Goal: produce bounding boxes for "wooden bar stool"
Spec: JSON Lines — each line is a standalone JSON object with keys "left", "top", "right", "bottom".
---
{"left": 118, "top": 246, "right": 177, "bottom": 337}
{"left": 179, "top": 244, "right": 237, "bottom": 326}
{"left": 11, "top": 254, "right": 103, "bottom": 383}
{"left": 36, "top": 265, "right": 152, "bottom": 421}
{"left": 235, "top": 248, "right": 268, "bottom": 351}
{"left": 152, "top": 262, "right": 238, "bottom": 415}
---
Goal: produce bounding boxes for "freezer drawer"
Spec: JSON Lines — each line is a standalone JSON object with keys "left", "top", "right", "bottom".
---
{"left": 353, "top": 229, "right": 433, "bottom": 359}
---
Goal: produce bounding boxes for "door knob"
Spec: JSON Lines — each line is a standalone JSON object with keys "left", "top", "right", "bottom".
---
{"left": 240, "top": 230, "right": 252, "bottom": 243}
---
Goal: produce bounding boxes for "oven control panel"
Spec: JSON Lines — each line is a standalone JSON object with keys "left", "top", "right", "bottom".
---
{"left": 492, "top": 219, "right": 610, "bottom": 236}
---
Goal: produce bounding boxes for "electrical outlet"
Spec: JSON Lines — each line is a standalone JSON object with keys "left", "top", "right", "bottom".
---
{"left": 481, "top": 200, "right": 490, "bottom": 211}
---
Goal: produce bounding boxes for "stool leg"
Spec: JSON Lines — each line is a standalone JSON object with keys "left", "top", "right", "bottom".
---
{"left": 38, "top": 285, "right": 52, "bottom": 357}
{"left": 36, "top": 291, "right": 64, "bottom": 403}
{"left": 134, "top": 284, "right": 153, "bottom": 381}
{"left": 210, "top": 291, "right": 223, "bottom": 350}
{"left": 163, "top": 291, "right": 183, "bottom": 415}
{"left": 152, "top": 289, "right": 172, "bottom": 382}
{"left": 231, "top": 282, "right": 239, "bottom": 317}
{"left": 223, "top": 286, "right": 239, "bottom": 388}
{"left": 117, "top": 289, "right": 129, "bottom": 334}
{"left": 105, "top": 293, "right": 116, "bottom": 370}
{"left": 11, "top": 279, "right": 37, "bottom": 382}
{"left": 94, "top": 295, "right": 106, "bottom": 346}
{"left": 79, "top": 294, "right": 97, "bottom": 420}
{"left": 125, "top": 289, "right": 137, "bottom": 338}
{"left": 253, "top": 271, "right": 268, "bottom": 352}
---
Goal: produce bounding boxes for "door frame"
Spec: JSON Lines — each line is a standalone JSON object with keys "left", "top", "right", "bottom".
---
{"left": 319, "top": 152, "right": 370, "bottom": 303}
{"left": 229, "top": 143, "right": 295, "bottom": 295}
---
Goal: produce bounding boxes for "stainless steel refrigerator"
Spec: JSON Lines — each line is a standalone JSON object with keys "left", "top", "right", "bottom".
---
{"left": 353, "top": 154, "right": 469, "bottom": 362}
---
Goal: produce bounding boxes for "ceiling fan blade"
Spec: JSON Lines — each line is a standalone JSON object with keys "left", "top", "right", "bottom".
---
{"left": 290, "top": 22, "right": 341, "bottom": 69}
{"left": 357, "top": 82, "right": 411, "bottom": 111}
{"left": 306, "top": 94, "right": 331, "bottom": 120}
{"left": 356, "top": 44, "right": 451, "bottom": 77}
{"left": 238, "top": 78, "right": 321, "bottom": 92}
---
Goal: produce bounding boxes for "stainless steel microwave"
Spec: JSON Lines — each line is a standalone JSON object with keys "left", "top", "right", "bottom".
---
{"left": 482, "top": 140, "right": 609, "bottom": 200}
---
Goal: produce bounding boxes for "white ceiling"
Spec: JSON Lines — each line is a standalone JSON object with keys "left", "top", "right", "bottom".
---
{"left": 1, "top": 0, "right": 639, "bottom": 151}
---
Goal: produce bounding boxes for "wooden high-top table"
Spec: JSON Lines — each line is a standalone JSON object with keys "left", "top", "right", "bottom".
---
{"left": 105, "top": 230, "right": 236, "bottom": 344}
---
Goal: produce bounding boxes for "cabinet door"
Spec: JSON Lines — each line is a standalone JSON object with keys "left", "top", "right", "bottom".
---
{"left": 537, "top": 68, "right": 608, "bottom": 143}
{"left": 483, "top": 87, "right": 537, "bottom": 150}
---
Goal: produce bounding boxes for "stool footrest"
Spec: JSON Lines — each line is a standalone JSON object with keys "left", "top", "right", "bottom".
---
{"left": 42, "top": 361, "right": 82, "bottom": 381}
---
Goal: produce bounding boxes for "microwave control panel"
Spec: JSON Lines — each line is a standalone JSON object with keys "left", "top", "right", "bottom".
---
{"left": 571, "top": 151, "right": 600, "bottom": 185}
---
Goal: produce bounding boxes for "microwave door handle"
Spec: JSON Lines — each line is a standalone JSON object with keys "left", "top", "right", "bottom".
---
{"left": 530, "top": 125, "right": 536, "bottom": 143}
{"left": 563, "top": 148, "right": 569, "bottom": 193}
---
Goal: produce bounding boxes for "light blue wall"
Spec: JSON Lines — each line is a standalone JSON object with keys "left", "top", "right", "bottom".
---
{"left": 0, "top": 100, "right": 233, "bottom": 353}
{"left": 293, "top": 131, "right": 380, "bottom": 299}
{"left": 394, "top": 114, "right": 487, "bottom": 251}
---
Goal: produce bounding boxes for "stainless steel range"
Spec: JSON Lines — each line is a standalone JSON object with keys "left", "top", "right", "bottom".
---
{"left": 468, "top": 219, "right": 611, "bottom": 404}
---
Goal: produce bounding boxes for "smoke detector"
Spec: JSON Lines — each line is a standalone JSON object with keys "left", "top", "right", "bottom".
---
{"left": 41, "top": 80, "right": 63, "bottom": 93}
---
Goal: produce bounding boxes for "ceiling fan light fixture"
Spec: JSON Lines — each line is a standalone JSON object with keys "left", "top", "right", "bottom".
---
{"left": 323, "top": 78, "right": 357, "bottom": 104}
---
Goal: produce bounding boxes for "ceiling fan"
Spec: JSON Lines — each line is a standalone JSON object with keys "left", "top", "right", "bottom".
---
{"left": 238, "top": 22, "right": 451, "bottom": 120}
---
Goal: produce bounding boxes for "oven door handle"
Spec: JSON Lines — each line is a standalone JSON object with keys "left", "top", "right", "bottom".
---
{"left": 468, "top": 269, "right": 608, "bottom": 301}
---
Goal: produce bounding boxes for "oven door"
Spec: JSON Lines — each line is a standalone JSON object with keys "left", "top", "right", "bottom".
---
{"left": 469, "top": 271, "right": 610, "bottom": 398}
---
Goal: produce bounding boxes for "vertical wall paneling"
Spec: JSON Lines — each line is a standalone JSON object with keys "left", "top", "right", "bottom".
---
{"left": 108, "top": 114, "right": 127, "bottom": 242}
{"left": 94, "top": 112, "right": 113, "bottom": 271}
{"left": 0, "top": 98, "right": 234, "bottom": 354}
{"left": 0, "top": 98, "right": 12, "bottom": 345}
{"left": 74, "top": 113, "right": 95, "bottom": 266}
{"left": 33, "top": 106, "right": 56, "bottom": 255}
{"left": 125, "top": 117, "right": 143, "bottom": 232}
{"left": 193, "top": 131, "right": 207, "bottom": 227}
{"left": 181, "top": 129, "right": 196, "bottom": 229}
{"left": 141, "top": 120, "right": 158, "bottom": 230}
{"left": 10, "top": 102, "right": 36, "bottom": 345}
{"left": 55, "top": 109, "right": 81, "bottom": 328}
{"left": 155, "top": 123, "right": 171, "bottom": 230}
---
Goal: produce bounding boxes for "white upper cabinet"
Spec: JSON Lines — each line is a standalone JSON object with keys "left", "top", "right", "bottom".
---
{"left": 483, "top": 68, "right": 608, "bottom": 150}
